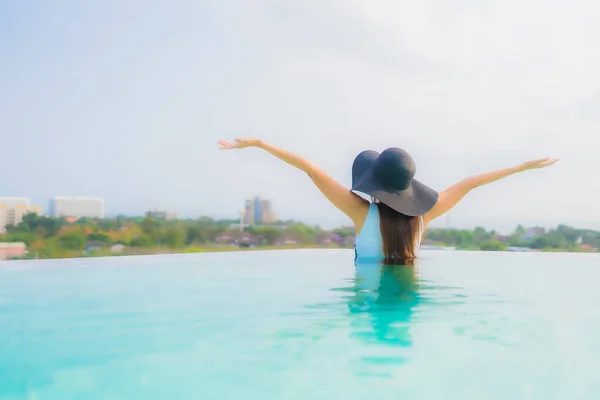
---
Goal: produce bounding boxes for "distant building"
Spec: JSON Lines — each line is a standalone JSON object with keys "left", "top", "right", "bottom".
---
{"left": 273, "top": 234, "right": 299, "bottom": 246}
{"left": 0, "top": 242, "right": 26, "bottom": 260}
{"left": 111, "top": 244, "right": 126, "bottom": 253}
{"left": 215, "top": 231, "right": 260, "bottom": 247}
{"left": 0, "top": 197, "right": 31, "bottom": 207}
{"left": 50, "top": 197, "right": 104, "bottom": 219}
{"left": 29, "top": 206, "right": 43, "bottom": 216}
{"left": 243, "top": 196, "right": 277, "bottom": 225}
{"left": 316, "top": 233, "right": 334, "bottom": 246}
{"left": 148, "top": 210, "right": 177, "bottom": 220}
{"left": 2, "top": 205, "right": 42, "bottom": 227}
{"left": 260, "top": 199, "right": 278, "bottom": 223}
{"left": 253, "top": 196, "right": 262, "bottom": 224}
{"left": 84, "top": 241, "right": 104, "bottom": 253}
{"left": 0, "top": 198, "right": 43, "bottom": 233}
{"left": 243, "top": 200, "right": 254, "bottom": 225}
{"left": 493, "top": 234, "right": 509, "bottom": 243}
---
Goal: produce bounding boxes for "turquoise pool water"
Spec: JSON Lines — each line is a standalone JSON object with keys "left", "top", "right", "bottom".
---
{"left": 1, "top": 249, "right": 600, "bottom": 399}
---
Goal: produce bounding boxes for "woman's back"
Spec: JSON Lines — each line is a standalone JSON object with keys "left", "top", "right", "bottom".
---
{"left": 354, "top": 202, "right": 423, "bottom": 263}
{"left": 354, "top": 202, "right": 384, "bottom": 261}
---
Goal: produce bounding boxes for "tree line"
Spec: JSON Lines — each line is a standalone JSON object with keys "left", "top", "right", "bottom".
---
{"left": 0, "top": 213, "right": 597, "bottom": 259}
{"left": 0, "top": 213, "right": 355, "bottom": 259}
{"left": 425, "top": 224, "right": 600, "bottom": 252}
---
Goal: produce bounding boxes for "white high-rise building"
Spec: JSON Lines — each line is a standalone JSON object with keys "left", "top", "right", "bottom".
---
{"left": 49, "top": 197, "right": 104, "bottom": 219}
{"left": 0, "top": 197, "right": 31, "bottom": 208}
{"left": 0, "top": 198, "right": 42, "bottom": 233}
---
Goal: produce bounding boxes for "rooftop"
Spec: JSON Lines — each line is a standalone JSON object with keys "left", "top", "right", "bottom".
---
{"left": 52, "top": 196, "right": 104, "bottom": 201}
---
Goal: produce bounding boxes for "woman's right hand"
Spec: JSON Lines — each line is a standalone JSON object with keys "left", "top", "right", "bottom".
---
{"left": 520, "top": 157, "right": 560, "bottom": 171}
{"left": 217, "top": 138, "right": 262, "bottom": 150}
{"left": 424, "top": 156, "right": 559, "bottom": 226}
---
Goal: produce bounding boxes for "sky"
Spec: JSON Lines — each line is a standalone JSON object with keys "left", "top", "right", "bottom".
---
{"left": 2, "top": 0, "right": 600, "bottom": 232}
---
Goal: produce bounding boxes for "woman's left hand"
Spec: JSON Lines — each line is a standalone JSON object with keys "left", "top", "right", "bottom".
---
{"left": 217, "top": 138, "right": 261, "bottom": 150}
{"left": 520, "top": 157, "right": 560, "bottom": 171}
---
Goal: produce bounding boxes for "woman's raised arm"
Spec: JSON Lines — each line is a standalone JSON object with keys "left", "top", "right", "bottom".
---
{"left": 218, "top": 138, "right": 368, "bottom": 225}
{"left": 423, "top": 157, "right": 559, "bottom": 226}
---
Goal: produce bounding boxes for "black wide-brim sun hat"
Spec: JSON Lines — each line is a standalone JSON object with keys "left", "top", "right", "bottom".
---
{"left": 351, "top": 148, "right": 439, "bottom": 217}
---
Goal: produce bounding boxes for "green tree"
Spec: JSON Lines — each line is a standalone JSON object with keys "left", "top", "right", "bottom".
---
{"left": 131, "top": 235, "right": 151, "bottom": 247}
{"left": 480, "top": 239, "right": 507, "bottom": 251}
{"left": 87, "top": 233, "right": 111, "bottom": 244}
{"left": 35, "top": 240, "right": 59, "bottom": 259}
{"left": 59, "top": 232, "right": 86, "bottom": 251}
{"left": 473, "top": 227, "right": 490, "bottom": 245}
{"left": 141, "top": 214, "right": 164, "bottom": 244}
{"left": 202, "top": 226, "right": 226, "bottom": 242}
{"left": 185, "top": 225, "right": 206, "bottom": 244}
{"left": 13, "top": 213, "right": 66, "bottom": 237}
{"left": 32, "top": 226, "right": 48, "bottom": 238}
{"left": 248, "top": 225, "right": 282, "bottom": 245}
{"left": 332, "top": 228, "right": 354, "bottom": 238}
{"left": 75, "top": 217, "right": 92, "bottom": 226}
{"left": 97, "top": 219, "right": 117, "bottom": 231}
{"left": 556, "top": 225, "right": 579, "bottom": 242}
{"left": 284, "top": 224, "right": 317, "bottom": 244}
{"left": 197, "top": 216, "right": 215, "bottom": 225}
{"left": 6, "top": 232, "right": 37, "bottom": 246}
{"left": 163, "top": 227, "right": 186, "bottom": 248}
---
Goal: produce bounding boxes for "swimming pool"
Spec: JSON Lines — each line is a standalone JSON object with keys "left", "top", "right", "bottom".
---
{"left": 1, "top": 249, "right": 600, "bottom": 399}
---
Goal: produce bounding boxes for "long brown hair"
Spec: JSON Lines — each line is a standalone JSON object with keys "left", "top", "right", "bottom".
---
{"left": 376, "top": 201, "right": 422, "bottom": 266}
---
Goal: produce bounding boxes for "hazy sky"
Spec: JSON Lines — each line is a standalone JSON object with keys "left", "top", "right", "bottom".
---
{"left": 2, "top": 1, "right": 599, "bottom": 232}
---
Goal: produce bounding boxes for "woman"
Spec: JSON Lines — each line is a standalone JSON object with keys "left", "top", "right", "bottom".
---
{"left": 218, "top": 138, "right": 558, "bottom": 265}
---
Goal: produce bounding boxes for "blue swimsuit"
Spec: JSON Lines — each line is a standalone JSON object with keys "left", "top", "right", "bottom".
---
{"left": 354, "top": 202, "right": 422, "bottom": 262}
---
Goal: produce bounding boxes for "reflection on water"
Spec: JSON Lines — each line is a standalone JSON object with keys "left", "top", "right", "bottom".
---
{"left": 344, "top": 262, "right": 421, "bottom": 347}
{"left": 298, "top": 260, "right": 472, "bottom": 371}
